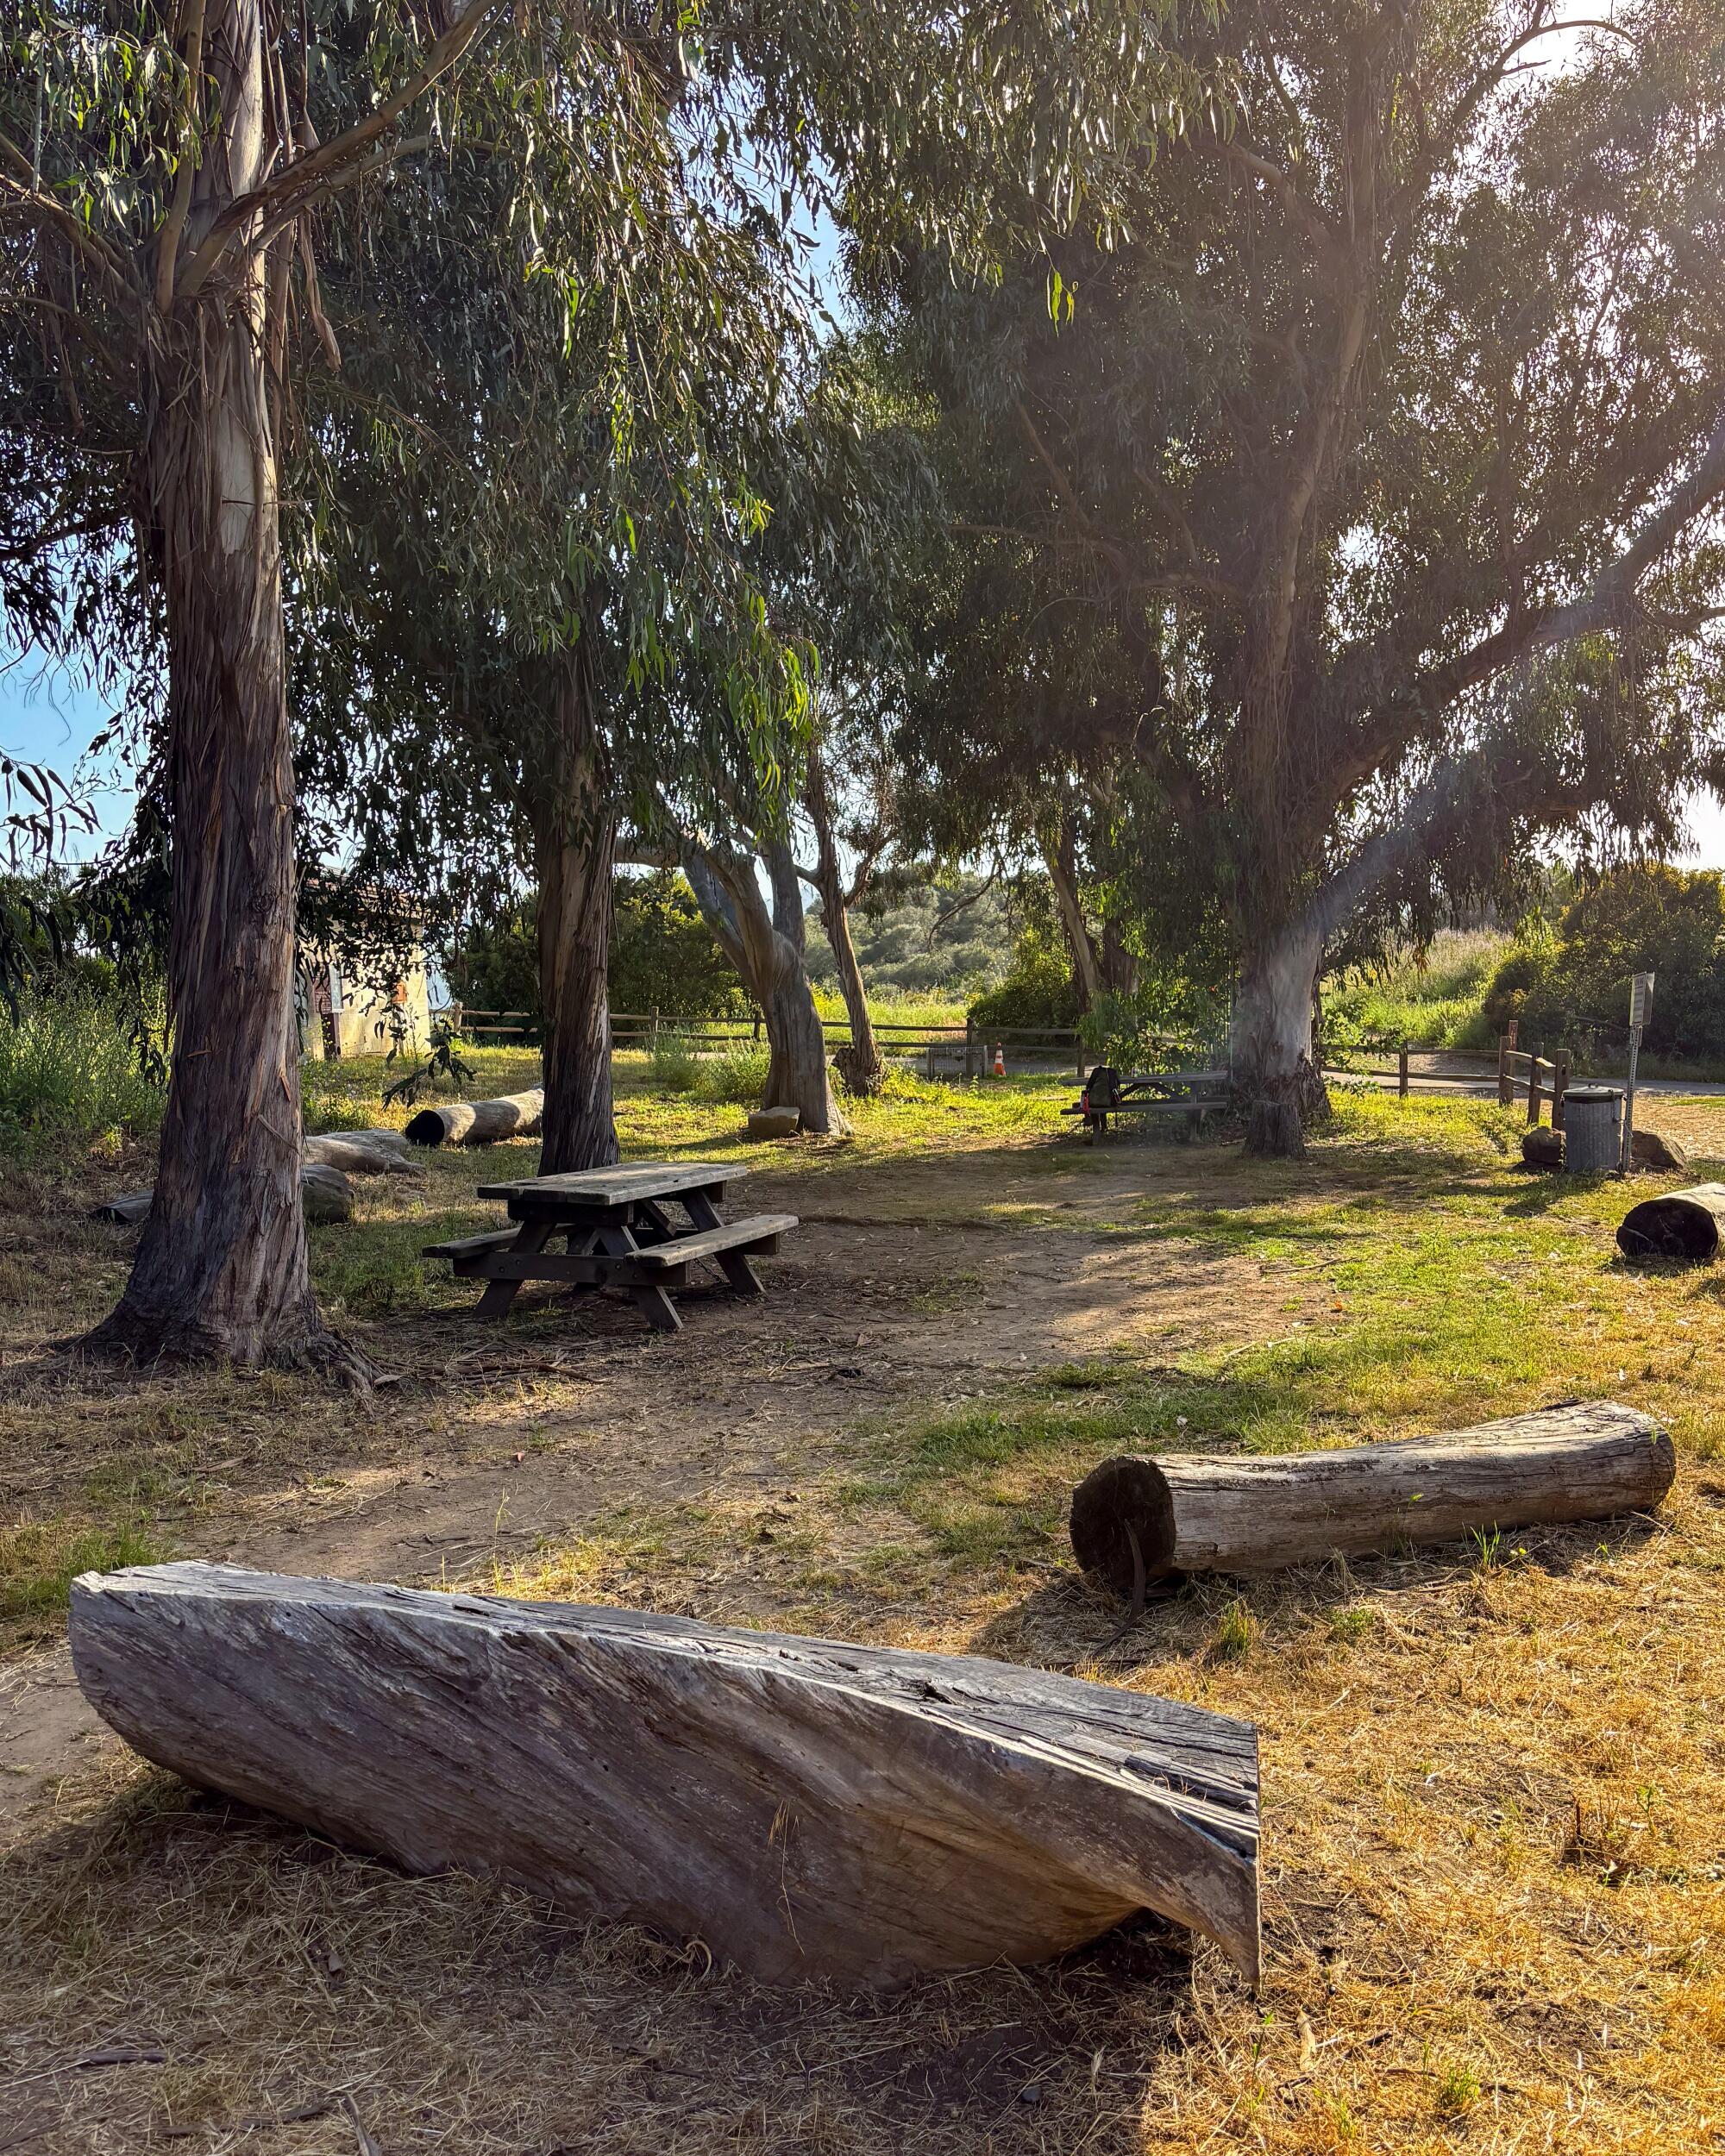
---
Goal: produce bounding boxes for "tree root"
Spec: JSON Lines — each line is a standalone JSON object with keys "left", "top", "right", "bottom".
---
{"left": 78, "top": 1303, "right": 382, "bottom": 1392}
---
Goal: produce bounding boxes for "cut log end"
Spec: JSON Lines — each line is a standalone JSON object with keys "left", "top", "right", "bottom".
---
{"left": 405, "top": 1090, "right": 544, "bottom": 1149}
{"left": 1071, "top": 1402, "right": 1676, "bottom": 1596}
{"left": 1617, "top": 1183, "right": 1725, "bottom": 1262}
{"left": 1069, "top": 1455, "right": 1181, "bottom": 1596}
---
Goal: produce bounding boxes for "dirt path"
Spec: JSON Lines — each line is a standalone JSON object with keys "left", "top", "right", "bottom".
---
{"left": 2, "top": 1154, "right": 1307, "bottom": 1835}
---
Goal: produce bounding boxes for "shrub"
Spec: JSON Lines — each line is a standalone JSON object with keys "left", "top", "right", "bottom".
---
{"left": 969, "top": 919, "right": 1081, "bottom": 1031}
{"left": 694, "top": 1040, "right": 772, "bottom": 1105}
{"left": 0, "top": 988, "right": 165, "bottom": 1151}
{"left": 646, "top": 1030, "right": 773, "bottom": 1105}
{"left": 648, "top": 1030, "right": 702, "bottom": 1094}
{"left": 1483, "top": 864, "right": 1725, "bottom": 1062}
{"left": 1326, "top": 928, "right": 1509, "bottom": 1051}
{"left": 443, "top": 872, "right": 746, "bottom": 1031}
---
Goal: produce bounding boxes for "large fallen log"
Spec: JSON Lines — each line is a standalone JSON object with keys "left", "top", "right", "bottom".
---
{"left": 404, "top": 1089, "right": 543, "bottom": 1148}
{"left": 70, "top": 1563, "right": 1261, "bottom": 1990}
{"left": 93, "top": 1162, "right": 354, "bottom": 1228}
{"left": 1617, "top": 1182, "right": 1725, "bottom": 1261}
{"left": 1070, "top": 1401, "right": 1674, "bottom": 1596}
{"left": 303, "top": 1128, "right": 420, "bottom": 1175}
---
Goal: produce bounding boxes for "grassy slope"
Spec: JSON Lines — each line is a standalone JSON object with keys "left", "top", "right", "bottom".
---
{"left": 1325, "top": 929, "right": 1509, "bottom": 1052}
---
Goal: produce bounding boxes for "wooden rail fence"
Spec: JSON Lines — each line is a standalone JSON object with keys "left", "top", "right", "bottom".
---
{"left": 435, "top": 1006, "right": 1094, "bottom": 1076}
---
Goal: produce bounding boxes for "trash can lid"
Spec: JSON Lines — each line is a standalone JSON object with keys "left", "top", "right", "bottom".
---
{"left": 1564, "top": 1085, "right": 1623, "bottom": 1103}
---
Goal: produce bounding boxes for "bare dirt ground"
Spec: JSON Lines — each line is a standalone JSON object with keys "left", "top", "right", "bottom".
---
{"left": 2, "top": 1149, "right": 1308, "bottom": 1835}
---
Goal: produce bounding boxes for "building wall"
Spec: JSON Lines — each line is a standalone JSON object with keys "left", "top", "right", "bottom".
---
{"left": 297, "top": 943, "right": 432, "bottom": 1061}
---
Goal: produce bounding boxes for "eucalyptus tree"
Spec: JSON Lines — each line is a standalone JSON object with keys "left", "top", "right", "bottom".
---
{"left": 6, "top": 0, "right": 1204, "bottom": 1360}
{"left": 868, "top": 0, "right": 1725, "bottom": 1153}
{"left": 291, "top": 122, "right": 812, "bottom": 1172}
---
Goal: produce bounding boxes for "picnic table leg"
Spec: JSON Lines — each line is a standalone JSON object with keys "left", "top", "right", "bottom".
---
{"left": 475, "top": 1219, "right": 555, "bottom": 1319}
{"left": 631, "top": 1199, "right": 678, "bottom": 1248}
{"left": 598, "top": 1222, "right": 681, "bottom": 1333}
{"left": 678, "top": 1189, "right": 764, "bottom": 1298}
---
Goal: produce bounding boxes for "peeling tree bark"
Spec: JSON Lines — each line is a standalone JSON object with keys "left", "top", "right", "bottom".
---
{"left": 1229, "top": 926, "right": 1328, "bottom": 1158}
{"left": 806, "top": 746, "right": 881, "bottom": 1096}
{"left": 683, "top": 841, "right": 850, "bottom": 1136}
{"left": 1044, "top": 821, "right": 1103, "bottom": 1012}
{"left": 532, "top": 651, "right": 618, "bottom": 1176}
{"left": 87, "top": 0, "right": 348, "bottom": 1370}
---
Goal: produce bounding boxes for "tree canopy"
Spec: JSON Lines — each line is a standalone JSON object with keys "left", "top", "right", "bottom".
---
{"left": 858, "top": 0, "right": 1725, "bottom": 1149}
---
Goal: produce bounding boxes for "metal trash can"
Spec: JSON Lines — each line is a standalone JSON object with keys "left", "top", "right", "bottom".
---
{"left": 1564, "top": 1085, "right": 1622, "bottom": 1175}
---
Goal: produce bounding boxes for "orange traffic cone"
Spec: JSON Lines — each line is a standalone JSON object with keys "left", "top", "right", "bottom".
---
{"left": 993, "top": 1042, "right": 1006, "bottom": 1078}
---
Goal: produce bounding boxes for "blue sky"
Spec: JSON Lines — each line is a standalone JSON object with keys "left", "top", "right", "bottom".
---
{"left": 0, "top": 654, "right": 135, "bottom": 859}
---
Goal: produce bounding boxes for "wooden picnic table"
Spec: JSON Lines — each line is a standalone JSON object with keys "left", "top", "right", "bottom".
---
{"left": 1062, "top": 1066, "right": 1232, "bottom": 1142}
{"left": 424, "top": 1162, "right": 797, "bottom": 1333}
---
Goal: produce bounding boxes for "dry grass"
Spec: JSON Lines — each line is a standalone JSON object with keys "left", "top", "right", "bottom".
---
{"left": 3, "top": 1068, "right": 1725, "bottom": 2152}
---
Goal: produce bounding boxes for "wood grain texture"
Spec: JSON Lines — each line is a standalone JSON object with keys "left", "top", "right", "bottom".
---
{"left": 69, "top": 1564, "right": 1260, "bottom": 1990}
{"left": 1070, "top": 1402, "right": 1675, "bottom": 1595}
{"left": 1617, "top": 1182, "right": 1725, "bottom": 1260}
{"left": 403, "top": 1091, "right": 544, "bottom": 1148}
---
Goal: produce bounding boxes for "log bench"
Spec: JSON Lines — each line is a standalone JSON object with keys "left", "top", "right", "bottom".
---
{"left": 423, "top": 1163, "right": 797, "bottom": 1332}
{"left": 72, "top": 1563, "right": 1262, "bottom": 1990}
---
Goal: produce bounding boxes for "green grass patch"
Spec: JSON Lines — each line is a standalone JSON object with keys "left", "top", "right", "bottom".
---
{"left": 0, "top": 990, "right": 165, "bottom": 1156}
{"left": 1325, "top": 927, "right": 1509, "bottom": 1050}
{"left": 1, "top": 1518, "right": 166, "bottom": 1622}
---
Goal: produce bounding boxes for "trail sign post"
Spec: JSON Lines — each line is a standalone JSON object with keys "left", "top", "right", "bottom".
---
{"left": 1622, "top": 973, "right": 1654, "bottom": 1172}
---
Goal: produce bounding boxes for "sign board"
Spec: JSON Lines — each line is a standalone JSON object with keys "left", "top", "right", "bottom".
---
{"left": 1630, "top": 972, "right": 1655, "bottom": 1030}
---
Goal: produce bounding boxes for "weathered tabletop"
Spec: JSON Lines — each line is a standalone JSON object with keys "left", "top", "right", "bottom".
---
{"left": 425, "top": 1161, "right": 797, "bottom": 1332}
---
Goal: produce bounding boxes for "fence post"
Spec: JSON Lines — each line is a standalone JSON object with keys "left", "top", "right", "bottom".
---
{"left": 1527, "top": 1055, "right": 1543, "bottom": 1127}
{"left": 650, "top": 1006, "right": 660, "bottom": 1046}
{"left": 1497, "top": 1033, "right": 1513, "bottom": 1106}
{"left": 1398, "top": 1041, "right": 1409, "bottom": 1099}
{"left": 1552, "top": 1050, "right": 1571, "bottom": 1133}
{"left": 1076, "top": 1033, "right": 1085, "bottom": 1080}
{"left": 964, "top": 1017, "right": 975, "bottom": 1081}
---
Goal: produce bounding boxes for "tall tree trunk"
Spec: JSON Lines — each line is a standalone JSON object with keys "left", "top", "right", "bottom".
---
{"left": 90, "top": 0, "right": 343, "bottom": 1369}
{"left": 683, "top": 843, "right": 850, "bottom": 1136}
{"left": 533, "top": 655, "right": 618, "bottom": 1175}
{"left": 1099, "top": 916, "right": 1139, "bottom": 1000}
{"left": 806, "top": 746, "right": 881, "bottom": 1095}
{"left": 1229, "top": 925, "right": 1329, "bottom": 1160}
{"left": 1043, "top": 824, "right": 1103, "bottom": 1012}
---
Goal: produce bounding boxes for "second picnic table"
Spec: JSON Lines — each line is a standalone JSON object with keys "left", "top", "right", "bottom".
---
{"left": 1063, "top": 1065, "right": 1232, "bottom": 1142}
{"left": 424, "top": 1162, "right": 797, "bottom": 1333}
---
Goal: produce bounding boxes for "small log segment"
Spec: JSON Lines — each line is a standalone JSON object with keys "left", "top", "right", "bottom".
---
{"left": 1070, "top": 1402, "right": 1674, "bottom": 1595}
{"left": 1617, "top": 1181, "right": 1725, "bottom": 1259}
{"left": 70, "top": 1564, "right": 1261, "bottom": 1990}
{"left": 404, "top": 1089, "right": 544, "bottom": 1148}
